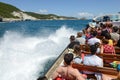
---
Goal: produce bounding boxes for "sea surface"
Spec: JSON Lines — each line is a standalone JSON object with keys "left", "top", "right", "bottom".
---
{"left": 0, "top": 20, "right": 91, "bottom": 80}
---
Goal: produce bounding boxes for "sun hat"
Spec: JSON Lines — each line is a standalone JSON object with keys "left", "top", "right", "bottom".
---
{"left": 89, "top": 22, "right": 96, "bottom": 28}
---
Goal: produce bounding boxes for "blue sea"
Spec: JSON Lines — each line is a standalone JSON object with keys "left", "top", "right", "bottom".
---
{"left": 0, "top": 20, "right": 91, "bottom": 80}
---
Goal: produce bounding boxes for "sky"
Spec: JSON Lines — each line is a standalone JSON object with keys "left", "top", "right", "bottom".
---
{"left": 0, "top": 0, "right": 120, "bottom": 18}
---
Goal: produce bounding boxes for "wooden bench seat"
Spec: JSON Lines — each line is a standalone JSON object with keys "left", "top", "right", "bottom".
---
{"left": 72, "top": 63, "right": 118, "bottom": 79}
{"left": 82, "top": 51, "right": 120, "bottom": 61}
{"left": 80, "top": 44, "right": 120, "bottom": 54}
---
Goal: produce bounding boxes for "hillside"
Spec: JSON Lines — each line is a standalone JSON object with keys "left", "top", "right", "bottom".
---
{"left": 25, "top": 12, "right": 78, "bottom": 20}
{"left": 0, "top": 2, "right": 78, "bottom": 21}
{"left": 0, "top": 2, "right": 20, "bottom": 18}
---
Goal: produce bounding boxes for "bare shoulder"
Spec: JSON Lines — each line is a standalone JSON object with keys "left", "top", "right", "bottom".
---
{"left": 70, "top": 68, "right": 80, "bottom": 75}
{"left": 56, "top": 66, "right": 65, "bottom": 73}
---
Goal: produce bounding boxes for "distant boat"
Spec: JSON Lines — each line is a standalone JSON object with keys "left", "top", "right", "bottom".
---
{"left": 93, "top": 13, "right": 120, "bottom": 26}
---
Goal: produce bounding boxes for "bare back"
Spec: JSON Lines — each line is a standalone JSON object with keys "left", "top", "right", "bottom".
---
{"left": 53, "top": 66, "right": 85, "bottom": 80}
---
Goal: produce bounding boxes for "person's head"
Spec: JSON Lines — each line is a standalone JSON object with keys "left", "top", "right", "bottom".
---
{"left": 113, "top": 26, "right": 119, "bottom": 32}
{"left": 73, "top": 45, "right": 81, "bottom": 55}
{"left": 64, "top": 53, "right": 73, "bottom": 65}
{"left": 90, "top": 30, "right": 97, "bottom": 37}
{"left": 105, "top": 33, "right": 111, "bottom": 39}
{"left": 100, "top": 23, "right": 106, "bottom": 29}
{"left": 102, "top": 39, "right": 109, "bottom": 44}
{"left": 70, "top": 35, "right": 75, "bottom": 42}
{"left": 77, "top": 32, "right": 82, "bottom": 37}
{"left": 95, "top": 42, "right": 100, "bottom": 48}
{"left": 90, "top": 45, "right": 97, "bottom": 55}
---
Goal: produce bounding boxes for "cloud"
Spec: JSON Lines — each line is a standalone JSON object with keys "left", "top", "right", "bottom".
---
{"left": 38, "top": 9, "right": 48, "bottom": 14}
{"left": 77, "top": 12, "right": 94, "bottom": 18}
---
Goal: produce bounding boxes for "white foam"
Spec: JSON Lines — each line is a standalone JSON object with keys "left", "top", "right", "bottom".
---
{"left": 0, "top": 26, "right": 77, "bottom": 80}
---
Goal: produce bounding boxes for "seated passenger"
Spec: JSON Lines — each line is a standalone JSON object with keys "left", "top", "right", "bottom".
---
{"left": 101, "top": 39, "right": 115, "bottom": 54}
{"left": 87, "top": 30, "right": 101, "bottom": 46}
{"left": 51, "top": 53, "right": 85, "bottom": 80}
{"left": 105, "top": 33, "right": 114, "bottom": 46}
{"left": 83, "top": 45, "right": 103, "bottom": 80}
{"left": 110, "top": 26, "right": 120, "bottom": 43}
{"left": 67, "top": 35, "right": 80, "bottom": 49}
{"left": 75, "top": 32, "right": 86, "bottom": 45}
{"left": 73, "top": 45, "right": 84, "bottom": 64}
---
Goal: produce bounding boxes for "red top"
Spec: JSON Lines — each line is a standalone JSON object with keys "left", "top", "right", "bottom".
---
{"left": 103, "top": 44, "right": 115, "bottom": 54}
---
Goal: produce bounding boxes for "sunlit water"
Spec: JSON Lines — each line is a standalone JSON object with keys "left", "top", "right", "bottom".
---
{"left": 0, "top": 20, "right": 90, "bottom": 80}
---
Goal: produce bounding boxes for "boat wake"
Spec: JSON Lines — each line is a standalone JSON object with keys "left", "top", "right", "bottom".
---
{"left": 0, "top": 26, "right": 77, "bottom": 80}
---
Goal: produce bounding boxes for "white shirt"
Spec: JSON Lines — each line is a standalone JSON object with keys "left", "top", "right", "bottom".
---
{"left": 76, "top": 37, "right": 86, "bottom": 45}
{"left": 88, "top": 37, "right": 101, "bottom": 46}
{"left": 83, "top": 54, "right": 103, "bottom": 67}
{"left": 83, "top": 54, "right": 103, "bottom": 80}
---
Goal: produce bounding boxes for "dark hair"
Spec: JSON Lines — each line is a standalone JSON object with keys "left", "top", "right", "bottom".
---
{"left": 85, "top": 24, "right": 90, "bottom": 30}
{"left": 90, "top": 45, "right": 97, "bottom": 55}
{"left": 77, "top": 32, "right": 82, "bottom": 37}
{"left": 73, "top": 45, "right": 81, "bottom": 54}
{"left": 64, "top": 53, "right": 73, "bottom": 65}
{"left": 102, "top": 39, "right": 109, "bottom": 44}
{"left": 91, "top": 31, "right": 97, "bottom": 37}
{"left": 95, "top": 42, "right": 100, "bottom": 48}
{"left": 105, "top": 33, "right": 111, "bottom": 39}
{"left": 70, "top": 35, "right": 75, "bottom": 41}
{"left": 113, "top": 26, "right": 118, "bottom": 32}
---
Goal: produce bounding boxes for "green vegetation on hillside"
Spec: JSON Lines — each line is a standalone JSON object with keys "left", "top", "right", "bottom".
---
{"left": 0, "top": 2, "right": 20, "bottom": 18}
{"left": 0, "top": 2, "right": 78, "bottom": 20}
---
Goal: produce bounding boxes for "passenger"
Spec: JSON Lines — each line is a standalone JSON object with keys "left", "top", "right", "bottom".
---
{"left": 96, "top": 27, "right": 102, "bottom": 36}
{"left": 105, "top": 33, "right": 114, "bottom": 46}
{"left": 75, "top": 32, "right": 85, "bottom": 45}
{"left": 101, "top": 39, "right": 115, "bottom": 54}
{"left": 51, "top": 53, "right": 85, "bottom": 80}
{"left": 87, "top": 30, "right": 101, "bottom": 46}
{"left": 67, "top": 35, "right": 80, "bottom": 49}
{"left": 101, "top": 24, "right": 109, "bottom": 37}
{"left": 83, "top": 45, "right": 103, "bottom": 80}
{"left": 73, "top": 45, "right": 84, "bottom": 64}
{"left": 110, "top": 26, "right": 120, "bottom": 45}
{"left": 106, "top": 23, "right": 113, "bottom": 33}
{"left": 84, "top": 24, "right": 93, "bottom": 42}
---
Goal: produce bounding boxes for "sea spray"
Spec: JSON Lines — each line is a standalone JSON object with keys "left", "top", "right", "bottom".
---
{"left": 0, "top": 26, "right": 77, "bottom": 80}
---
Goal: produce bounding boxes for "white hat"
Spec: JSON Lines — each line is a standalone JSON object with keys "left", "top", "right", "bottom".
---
{"left": 89, "top": 22, "right": 96, "bottom": 28}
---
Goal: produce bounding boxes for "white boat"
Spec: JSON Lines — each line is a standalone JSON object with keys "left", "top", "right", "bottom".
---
{"left": 93, "top": 13, "right": 120, "bottom": 27}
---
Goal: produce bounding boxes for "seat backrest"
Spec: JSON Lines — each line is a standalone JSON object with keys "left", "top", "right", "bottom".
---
{"left": 72, "top": 63, "right": 118, "bottom": 76}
